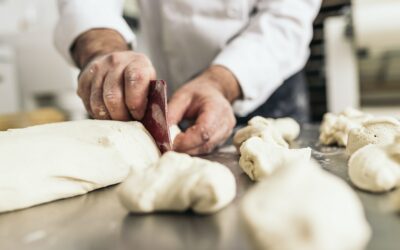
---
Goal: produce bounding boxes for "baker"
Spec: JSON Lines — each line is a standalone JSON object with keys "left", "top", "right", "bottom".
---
{"left": 55, "top": 0, "right": 321, "bottom": 155}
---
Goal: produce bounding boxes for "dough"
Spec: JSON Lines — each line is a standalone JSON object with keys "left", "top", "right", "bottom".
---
{"left": 248, "top": 116, "right": 301, "bottom": 142}
{"left": 118, "top": 151, "right": 236, "bottom": 214}
{"left": 346, "top": 117, "right": 400, "bottom": 155}
{"left": 0, "top": 120, "right": 160, "bottom": 213}
{"left": 319, "top": 108, "right": 373, "bottom": 146}
{"left": 233, "top": 116, "right": 300, "bottom": 149}
{"left": 348, "top": 139, "right": 400, "bottom": 192}
{"left": 239, "top": 137, "right": 311, "bottom": 181}
{"left": 241, "top": 160, "right": 371, "bottom": 250}
{"left": 169, "top": 124, "right": 181, "bottom": 144}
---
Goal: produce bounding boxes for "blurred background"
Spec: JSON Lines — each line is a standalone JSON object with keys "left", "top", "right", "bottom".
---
{"left": 0, "top": 0, "right": 399, "bottom": 129}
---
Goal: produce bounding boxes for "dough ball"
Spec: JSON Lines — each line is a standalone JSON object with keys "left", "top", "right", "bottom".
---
{"left": 241, "top": 160, "right": 371, "bottom": 250}
{"left": 239, "top": 137, "right": 311, "bottom": 181}
{"left": 0, "top": 120, "right": 160, "bottom": 213}
{"left": 347, "top": 117, "right": 400, "bottom": 155}
{"left": 249, "top": 116, "right": 301, "bottom": 141}
{"left": 118, "top": 151, "right": 236, "bottom": 214}
{"left": 348, "top": 142, "right": 400, "bottom": 192}
{"left": 233, "top": 116, "right": 301, "bottom": 150}
{"left": 319, "top": 108, "right": 373, "bottom": 146}
{"left": 233, "top": 123, "right": 288, "bottom": 150}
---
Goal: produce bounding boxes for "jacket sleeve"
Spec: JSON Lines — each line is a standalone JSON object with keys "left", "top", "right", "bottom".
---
{"left": 212, "top": 0, "right": 321, "bottom": 117}
{"left": 54, "top": 0, "right": 136, "bottom": 65}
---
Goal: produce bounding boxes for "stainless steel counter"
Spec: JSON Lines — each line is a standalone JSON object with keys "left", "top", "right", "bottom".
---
{"left": 0, "top": 124, "right": 399, "bottom": 250}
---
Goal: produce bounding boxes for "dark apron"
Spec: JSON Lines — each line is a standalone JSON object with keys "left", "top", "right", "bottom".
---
{"left": 236, "top": 71, "right": 310, "bottom": 125}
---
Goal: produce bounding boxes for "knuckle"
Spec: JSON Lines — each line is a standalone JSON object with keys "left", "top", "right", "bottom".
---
{"left": 104, "top": 91, "right": 121, "bottom": 106}
{"left": 107, "top": 53, "right": 120, "bottom": 66}
{"left": 90, "top": 62, "right": 100, "bottom": 72}
{"left": 126, "top": 69, "right": 144, "bottom": 85}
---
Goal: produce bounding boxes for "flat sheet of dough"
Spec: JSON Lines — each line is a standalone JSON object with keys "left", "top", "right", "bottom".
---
{"left": 0, "top": 120, "right": 160, "bottom": 213}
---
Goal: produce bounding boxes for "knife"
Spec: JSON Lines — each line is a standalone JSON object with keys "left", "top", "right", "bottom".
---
{"left": 141, "top": 80, "right": 173, "bottom": 154}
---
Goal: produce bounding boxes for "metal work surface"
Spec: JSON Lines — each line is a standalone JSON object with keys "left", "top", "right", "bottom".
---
{"left": 0, "top": 124, "right": 399, "bottom": 250}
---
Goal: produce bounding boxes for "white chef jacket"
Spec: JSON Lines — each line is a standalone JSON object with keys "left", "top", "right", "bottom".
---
{"left": 55, "top": 0, "right": 321, "bottom": 117}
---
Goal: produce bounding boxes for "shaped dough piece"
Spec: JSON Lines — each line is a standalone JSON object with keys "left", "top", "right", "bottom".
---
{"left": 248, "top": 116, "right": 300, "bottom": 141}
{"left": 319, "top": 108, "right": 373, "bottom": 146}
{"left": 346, "top": 117, "right": 400, "bottom": 155}
{"left": 233, "top": 116, "right": 300, "bottom": 149}
{"left": 118, "top": 151, "right": 236, "bottom": 214}
{"left": 241, "top": 161, "right": 371, "bottom": 250}
{"left": 348, "top": 141, "right": 400, "bottom": 192}
{"left": 239, "top": 137, "right": 311, "bottom": 181}
{"left": 0, "top": 120, "right": 160, "bottom": 213}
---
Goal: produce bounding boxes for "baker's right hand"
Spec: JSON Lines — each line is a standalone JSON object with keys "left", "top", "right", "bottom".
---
{"left": 77, "top": 51, "right": 156, "bottom": 121}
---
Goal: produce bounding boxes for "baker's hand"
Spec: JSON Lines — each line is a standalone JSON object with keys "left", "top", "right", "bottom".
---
{"left": 71, "top": 28, "right": 156, "bottom": 121}
{"left": 78, "top": 51, "right": 156, "bottom": 120}
{"left": 168, "top": 65, "right": 242, "bottom": 155}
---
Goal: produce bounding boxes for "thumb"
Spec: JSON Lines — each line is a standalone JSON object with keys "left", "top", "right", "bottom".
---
{"left": 167, "top": 91, "right": 191, "bottom": 125}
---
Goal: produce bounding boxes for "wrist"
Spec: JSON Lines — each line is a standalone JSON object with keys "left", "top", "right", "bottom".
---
{"left": 71, "top": 28, "right": 130, "bottom": 69}
{"left": 203, "top": 65, "right": 242, "bottom": 103}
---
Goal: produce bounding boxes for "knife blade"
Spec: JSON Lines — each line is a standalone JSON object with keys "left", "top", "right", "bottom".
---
{"left": 141, "top": 80, "right": 172, "bottom": 154}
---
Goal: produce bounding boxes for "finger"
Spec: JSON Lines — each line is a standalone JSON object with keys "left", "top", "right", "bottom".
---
{"left": 103, "top": 68, "right": 131, "bottom": 121}
{"left": 167, "top": 90, "right": 192, "bottom": 125}
{"left": 184, "top": 124, "right": 231, "bottom": 155}
{"left": 77, "top": 64, "right": 99, "bottom": 117}
{"left": 90, "top": 73, "right": 110, "bottom": 120}
{"left": 173, "top": 106, "right": 220, "bottom": 152}
{"left": 124, "top": 65, "right": 154, "bottom": 120}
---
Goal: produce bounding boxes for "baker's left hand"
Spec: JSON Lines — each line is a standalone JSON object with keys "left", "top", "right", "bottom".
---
{"left": 168, "top": 65, "right": 242, "bottom": 155}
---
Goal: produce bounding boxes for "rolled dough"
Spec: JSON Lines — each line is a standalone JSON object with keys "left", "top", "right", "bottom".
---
{"left": 319, "top": 108, "right": 373, "bottom": 146}
{"left": 233, "top": 116, "right": 300, "bottom": 150}
{"left": 346, "top": 117, "right": 400, "bottom": 155}
{"left": 118, "top": 151, "right": 236, "bottom": 214}
{"left": 0, "top": 120, "right": 160, "bottom": 213}
{"left": 241, "top": 160, "right": 371, "bottom": 250}
{"left": 239, "top": 137, "right": 311, "bottom": 181}
{"left": 348, "top": 139, "right": 400, "bottom": 192}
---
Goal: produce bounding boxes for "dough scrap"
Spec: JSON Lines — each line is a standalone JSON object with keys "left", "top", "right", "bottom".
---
{"left": 233, "top": 116, "right": 300, "bottom": 150}
{"left": 319, "top": 108, "right": 373, "bottom": 146}
{"left": 0, "top": 120, "right": 160, "bottom": 213}
{"left": 241, "top": 160, "right": 371, "bottom": 250}
{"left": 118, "top": 151, "right": 236, "bottom": 214}
{"left": 348, "top": 139, "right": 400, "bottom": 192}
{"left": 169, "top": 124, "right": 181, "bottom": 144}
{"left": 346, "top": 117, "right": 400, "bottom": 155}
{"left": 239, "top": 137, "right": 311, "bottom": 181}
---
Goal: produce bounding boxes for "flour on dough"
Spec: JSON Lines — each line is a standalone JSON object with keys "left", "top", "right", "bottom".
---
{"left": 233, "top": 116, "right": 300, "bottom": 150}
{"left": 0, "top": 120, "right": 160, "bottom": 213}
{"left": 241, "top": 160, "right": 371, "bottom": 250}
{"left": 319, "top": 108, "right": 373, "bottom": 146}
{"left": 346, "top": 117, "right": 400, "bottom": 155}
{"left": 239, "top": 137, "right": 311, "bottom": 181}
{"left": 118, "top": 151, "right": 236, "bottom": 214}
{"left": 348, "top": 138, "right": 400, "bottom": 192}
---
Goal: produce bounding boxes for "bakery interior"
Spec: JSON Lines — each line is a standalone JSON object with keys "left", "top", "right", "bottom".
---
{"left": 0, "top": 0, "right": 400, "bottom": 250}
